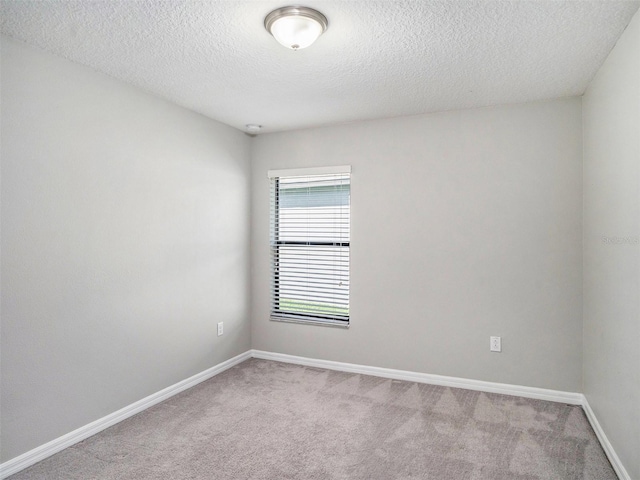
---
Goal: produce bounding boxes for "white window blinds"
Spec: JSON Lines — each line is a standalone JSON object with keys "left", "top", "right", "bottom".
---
{"left": 269, "top": 167, "right": 351, "bottom": 326}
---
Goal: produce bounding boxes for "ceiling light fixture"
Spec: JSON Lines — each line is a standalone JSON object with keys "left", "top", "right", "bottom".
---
{"left": 264, "top": 6, "right": 328, "bottom": 50}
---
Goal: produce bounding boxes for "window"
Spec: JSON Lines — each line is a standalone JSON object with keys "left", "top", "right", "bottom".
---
{"left": 268, "top": 166, "right": 351, "bottom": 327}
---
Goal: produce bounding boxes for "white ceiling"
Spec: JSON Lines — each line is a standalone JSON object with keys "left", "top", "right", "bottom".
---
{"left": 2, "top": 1, "right": 639, "bottom": 133}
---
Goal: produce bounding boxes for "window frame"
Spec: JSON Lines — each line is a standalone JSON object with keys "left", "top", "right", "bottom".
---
{"left": 268, "top": 166, "right": 351, "bottom": 328}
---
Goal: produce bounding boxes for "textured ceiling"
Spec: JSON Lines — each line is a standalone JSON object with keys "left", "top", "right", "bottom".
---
{"left": 2, "top": 1, "right": 639, "bottom": 133}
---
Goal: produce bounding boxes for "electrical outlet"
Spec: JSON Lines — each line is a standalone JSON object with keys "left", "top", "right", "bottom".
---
{"left": 217, "top": 322, "right": 224, "bottom": 336}
{"left": 490, "top": 336, "right": 501, "bottom": 352}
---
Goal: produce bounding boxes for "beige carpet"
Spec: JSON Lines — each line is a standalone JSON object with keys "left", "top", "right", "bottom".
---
{"left": 10, "top": 359, "right": 616, "bottom": 479}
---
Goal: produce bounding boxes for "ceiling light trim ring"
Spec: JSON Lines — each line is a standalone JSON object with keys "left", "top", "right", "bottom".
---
{"left": 264, "top": 6, "right": 328, "bottom": 35}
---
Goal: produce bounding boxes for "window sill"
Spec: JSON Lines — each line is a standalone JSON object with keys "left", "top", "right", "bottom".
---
{"left": 270, "top": 315, "right": 350, "bottom": 329}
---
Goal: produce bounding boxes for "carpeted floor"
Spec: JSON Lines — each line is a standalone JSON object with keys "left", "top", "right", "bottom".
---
{"left": 9, "top": 358, "right": 616, "bottom": 479}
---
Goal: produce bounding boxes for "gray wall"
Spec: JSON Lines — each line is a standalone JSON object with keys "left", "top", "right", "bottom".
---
{"left": 583, "top": 9, "right": 640, "bottom": 480}
{"left": 251, "top": 98, "right": 583, "bottom": 393}
{"left": 0, "top": 37, "right": 251, "bottom": 462}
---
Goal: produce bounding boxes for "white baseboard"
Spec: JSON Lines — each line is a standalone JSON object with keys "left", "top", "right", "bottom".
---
{"left": 251, "top": 350, "right": 584, "bottom": 405}
{"left": 582, "top": 397, "right": 630, "bottom": 480}
{"left": 0, "top": 350, "right": 252, "bottom": 479}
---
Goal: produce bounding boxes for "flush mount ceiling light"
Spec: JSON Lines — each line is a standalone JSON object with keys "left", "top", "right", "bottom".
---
{"left": 264, "top": 6, "right": 328, "bottom": 50}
